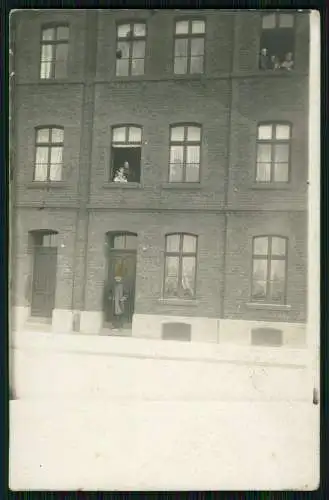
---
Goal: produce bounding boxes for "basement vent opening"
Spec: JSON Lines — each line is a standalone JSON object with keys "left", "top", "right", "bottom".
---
{"left": 251, "top": 327, "right": 283, "bottom": 347}
{"left": 162, "top": 322, "right": 191, "bottom": 342}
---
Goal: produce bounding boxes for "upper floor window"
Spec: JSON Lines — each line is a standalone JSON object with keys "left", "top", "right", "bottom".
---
{"left": 169, "top": 125, "right": 201, "bottom": 183}
{"left": 116, "top": 23, "right": 146, "bottom": 76}
{"left": 111, "top": 126, "right": 142, "bottom": 183}
{"left": 40, "top": 25, "right": 69, "bottom": 79}
{"left": 174, "top": 19, "right": 205, "bottom": 75}
{"left": 108, "top": 232, "right": 138, "bottom": 251}
{"left": 164, "top": 233, "right": 197, "bottom": 299}
{"left": 34, "top": 127, "right": 64, "bottom": 182}
{"left": 256, "top": 123, "right": 291, "bottom": 183}
{"left": 259, "top": 13, "right": 295, "bottom": 71}
{"left": 251, "top": 236, "right": 288, "bottom": 304}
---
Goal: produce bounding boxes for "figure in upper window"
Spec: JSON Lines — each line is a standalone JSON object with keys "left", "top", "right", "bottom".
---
{"left": 259, "top": 12, "right": 295, "bottom": 71}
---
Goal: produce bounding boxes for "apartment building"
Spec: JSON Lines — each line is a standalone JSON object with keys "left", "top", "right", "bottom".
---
{"left": 11, "top": 9, "right": 309, "bottom": 347}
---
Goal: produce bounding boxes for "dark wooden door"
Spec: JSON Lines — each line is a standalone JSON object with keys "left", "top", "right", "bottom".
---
{"left": 31, "top": 246, "right": 58, "bottom": 318}
{"left": 105, "top": 252, "right": 137, "bottom": 325}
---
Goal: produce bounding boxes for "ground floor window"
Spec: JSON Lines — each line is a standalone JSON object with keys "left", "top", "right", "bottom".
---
{"left": 164, "top": 233, "right": 197, "bottom": 299}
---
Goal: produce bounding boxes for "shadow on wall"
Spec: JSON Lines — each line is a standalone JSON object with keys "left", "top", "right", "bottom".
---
{"left": 162, "top": 322, "right": 191, "bottom": 342}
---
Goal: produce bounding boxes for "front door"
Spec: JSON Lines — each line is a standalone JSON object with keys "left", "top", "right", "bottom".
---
{"left": 31, "top": 246, "right": 58, "bottom": 318}
{"left": 105, "top": 251, "right": 137, "bottom": 326}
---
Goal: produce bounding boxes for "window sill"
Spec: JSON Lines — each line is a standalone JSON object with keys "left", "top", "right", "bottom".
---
{"left": 158, "top": 298, "right": 199, "bottom": 307}
{"left": 102, "top": 182, "right": 142, "bottom": 189}
{"left": 161, "top": 182, "right": 201, "bottom": 190}
{"left": 27, "top": 181, "right": 68, "bottom": 189}
{"left": 250, "top": 183, "right": 292, "bottom": 190}
{"left": 246, "top": 302, "right": 291, "bottom": 311}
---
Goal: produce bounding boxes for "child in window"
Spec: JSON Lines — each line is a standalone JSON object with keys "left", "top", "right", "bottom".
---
{"left": 281, "top": 52, "right": 294, "bottom": 71}
{"left": 113, "top": 165, "right": 128, "bottom": 183}
{"left": 259, "top": 48, "right": 269, "bottom": 70}
{"left": 270, "top": 55, "right": 280, "bottom": 71}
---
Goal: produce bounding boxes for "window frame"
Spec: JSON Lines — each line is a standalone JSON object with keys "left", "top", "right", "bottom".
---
{"left": 115, "top": 21, "right": 147, "bottom": 77}
{"left": 39, "top": 24, "right": 70, "bottom": 80}
{"left": 110, "top": 124, "right": 143, "bottom": 183}
{"left": 255, "top": 121, "right": 292, "bottom": 184}
{"left": 163, "top": 233, "right": 198, "bottom": 299}
{"left": 34, "top": 126, "right": 64, "bottom": 182}
{"left": 251, "top": 235, "right": 288, "bottom": 305}
{"left": 168, "top": 123, "right": 202, "bottom": 183}
{"left": 173, "top": 17, "right": 206, "bottom": 75}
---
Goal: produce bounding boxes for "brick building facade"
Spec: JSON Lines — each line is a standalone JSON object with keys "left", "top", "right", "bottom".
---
{"left": 11, "top": 9, "right": 309, "bottom": 347}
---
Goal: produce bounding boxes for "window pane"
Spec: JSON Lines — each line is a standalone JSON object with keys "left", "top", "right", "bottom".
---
{"left": 256, "top": 163, "right": 271, "bottom": 182}
{"left": 56, "top": 43, "right": 68, "bottom": 62}
{"left": 113, "top": 127, "right": 126, "bottom": 143}
{"left": 41, "top": 44, "right": 53, "bottom": 62}
{"left": 252, "top": 260, "right": 268, "bottom": 299}
{"left": 42, "top": 28, "right": 55, "bottom": 40}
{"left": 270, "top": 259, "right": 285, "bottom": 280}
{"left": 187, "top": 126, "right": 201, "bottom": 141}
{"left": 128, "top": 127, "right": 142, "bottom": 143}
{"left": 274, "top": 163, "right": 289, "bottom": 182}
{"left": 185, "top": 164, "right": 200, "bottom": 182}
{"left": 192, "top": 20, "right": 205, "bottom": 34}
{"left": 49, "top": 164, "right": 62, "bottom": 181}
{"left": 279, "top": 13, "right": 294, "bottom": 28}
{"left": 132, "top": 40, "right": 145, "bottom": 59}
{"left": 186, "top": 145, "right": 200, "bottom": 164}
{"left": 117, "top": 24, "right": 131, "bottom": 38}
{"left": 274, "top": 144, "right": 289, "bottom": 163}
{"left": 181, "top": 257, "right": 196, "bottom": 297}
{"left": 170, "top": 145, "right": 184, "bottom": 164}
{"left": 131, "top": 58, "right": 144, "bottom": 75}
{"left": 276, "top": 124, "right": 291, "bottom": 139}
{"left": 116, "top": 59, "right": 129, "bottom": 76}
{"left": 270, "top": 260, "right": 286, "bottom": 302}
{"left": 34, "top": 164, "right": 48, "bottom": 181}
{"left": 54, "top": 59, "right": 67, "bottom": 79}
{"left": 117, "top": 41, "right": 130, "bottom": 59}
{"left": 125, "top": 234, "right": 137, "bottom": 249}
{"left": 133, "top": 23, "right": 146, "bottom": 37}
{"left": 262, "top": 13, "right": 276, "bottom": 29}
{"left": 51, "top": 128, "right": 64, "bottom": 143}
{"left": 40, "top": 62, "right": 52, "bottom": 79}
{"left": 50, "top": 147, "right": 63, "bottom": 165}
{"left": 175, "top": 38, "right": 188, "bottom": 57}
{"left": 37, "top": 129, "right": 50, "bottom": 143}
{"left": 36, "top": 147, "right": 49, "bottom": 165}
{"left": 258, "top": 125, "right": 273, "bottom": 140}
{"left": 171, "top": 127, "right": 185, "bottom": 142}
{"left": 272, "top": 237, "right": 287, "bottom": 256}
{"left": 113, "top": 235, "right": 125, "bottom": 249}
{"left": 174, "top": 57, "right": 188, "bottom": 74}
{"left": 252, "top": 280, "right": 267, "bottom": 300}
{"left": 190, "top": 56, "right": 203, "bottom": 74}
{"left": 166, "top": 234, "right": 180, "bottom": 252}
{"left": 169, "top": 164, "right": 183, "bottom": 182}
{"left": 56, "top": 26, "right": 69, "bottom": 40}
{"left": 165, "top": 256, "right": 179, "bottom": 297}
{"left": 257, "top": 144, "right": 272, "bottom": 162}
{"left": 254, "top": 237, "right": 268, "bottom": 255}
{"left": 191, "top": 38, "right": 204, "bottom": 56}
{"left": 183, "top": 235, "right": 196, "bottom": 253}
{"left": 176, "top": 20, "right": 189, "bottom": 34}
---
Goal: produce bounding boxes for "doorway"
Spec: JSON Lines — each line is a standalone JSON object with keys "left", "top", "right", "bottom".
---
{"left": 30, "top": 231, "right": 58, "bottom": 319}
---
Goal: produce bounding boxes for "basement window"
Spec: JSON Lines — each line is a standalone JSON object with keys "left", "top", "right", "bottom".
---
{"left": 259, "top": 13, "right": 295, "bottom": 71}
{"left": 110, "top": 126, "right": 142, "bottom": 183}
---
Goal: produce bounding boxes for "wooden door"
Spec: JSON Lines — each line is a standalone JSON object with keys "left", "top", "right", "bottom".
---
{"left": 31, "top": 246, "right": 58, "bottom": 318}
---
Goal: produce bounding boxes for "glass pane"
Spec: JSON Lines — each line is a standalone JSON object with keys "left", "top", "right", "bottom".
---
{"left": 131, "top": 58, "right": 144, "bottom": 75}
{"left": 191, "top": 38, "right": 204, "bottom": 56}
{"left": 51, "top": 128, "right": 64, "bottom": 143}
{"left": 185, "top": 164, "right": 200, "bottom": 182}
{"left": 171, "top": 127, "right": 185, "bottom": 142}
{"left": 166, "top": 234, "right": 180, "bottom": 252}
{"left": 117, "top": 41, "right": 130, "bottom": 59}
{"left": 54, "top": 59, "right": 67, "bottom": 79}
{"left": 176, "top": 20, "right": 189, "bottom": 34}
{"left": 113, "top": 235, "right": 125, "bottom": 249}
{"left": 49, "top": 163, "right": 62, "bottom": 181}
{"left": 262, "top": 13, "right": 276, "bottom": 29}
{"left": 187, "top": 146, "right": 200, "bottom": 165}
{"left": 50, "top": 147, "right": 63, "bottom": 165}
{"left": 125, "top": 234, "right": 137, "bottom": 249}
{"left": 190, "top": 56, "right": 203, "bottom": 74}
{"left": 187, "top": 126, "right": 201, "bottom": 141}
{"left": 169, "top": 164, "right": 183, "bottom": 182}
{"left": 133, "top": 23, "right": 146, "bottom": 37}
{"left": 43, "top": 234, "right": 57, "bottom": 247}
{"left": 37, "top": 129, "right": 50, "bottom": 143}
{"left": 256, "top": 163, "right": 271, "bottom": 182}
{"left": 272, "top": 237, "right": 286, "bottom": 256}
{"left": 41, "top": 44, "right": 53, "bottom": 61}
{"left": 270, "top": 260, "right": 285, "bottom": 281}
{"left": 36, "top": 147, "right": 49, "bottom": 165}
{"left": 252, "top": 259, "right": 268, "bottom": 299}
{"left": 274, "top": 163, "right": 289, "bottom": 182}
{"left": 170, "top": 145, "right": 184, "bottom": 164}
{"left": 276, "top": 124, "right": 291, "bottom": 139}
{"left": 56, "top": 43, "right": 68, "bottom": 62}
{"left": 117, "top": 24, "right": 131, "bottom": 38}
{"left": 56, "top": 26, "right": 69, "bottom": 40}
{"left": 164, "top": 256, "right": 179, "bottom": 297}
{"left": 116, "top": 59, "right": 129, "bottom": 76}
{"left": 132, "top": 40, "right": 145, "bottom": 58}
{"left": 258, "top": 124, "right": 273, "bottom": 140}
{"left": 34, "top": 163, "right": 47, "bottom": 181}
{"left": 274, "top": 144, "right": 289, "bottom": 163}
{"left": 270, "top": 281, "right": 285, "bottom": 303}
{"left": 183, "top": 235, "right": 196, "bottom": 253}
{"left": 42, "top": 28, "right": 55, "bottom": 40}
{"left": 253, "top": 237, "right": 268, "bottom": 255}
{"left": 113, "top": 127, "right": 126, "bottom": 143}
{"left": 257, "top": 144, "right": 272, "bottom": 162}
{"left": 128, "top": 127, "right": 142, "bottom": 143}
{"left": 40, "top": 61, "right": 52, "bottom": 79}
{"left": 252, "top": 280, "right": 267, "bottom": 300}
{"left": 181, "top": 257, "right": 196, "bottom": 297}
{"left": 192, "top": 20, "right": 205, "bottom": 34}
{"left": 175, "top": 38, "right": 188, "bottom": 57}
{"left": 174, "top": 57, "right": 188, "bottom": 74}
{"left": 279, "top": 13, "right": 294, "bottom": 28}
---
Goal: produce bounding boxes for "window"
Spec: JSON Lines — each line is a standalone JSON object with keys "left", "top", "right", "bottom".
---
{"left": 169, "top": 125, "right": 201, "bottom": 182}
{"left": 174, "top": 19, "right": 205, "bottom": 74}
{"left": 32, "top": 230, "right": 58, "bottom": 247}
{"left": 164, "top": 233, "right": 197, "bottom": 298}
{"left": 40, "top": 25, "right": 69, "bottom": 79}
{"left": 34, "top": 127, "right": 64, "bottom": 182}
{"left": 116, "top": 23, "right": 146, "bottom": 76}
{"left": 108, "top": 232, "right": 138, "bottom": 250}
{"left": 259, "top": 13, "right": 295, "bottom": 71}
{"left": 110, "top": 126, "right": 142, "bottom": 183}
{"left": 251, "top": 236, "right": 288, "bottom": 304}
{"left": 256, "top": 123, "right": 291, "bottom": 183}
